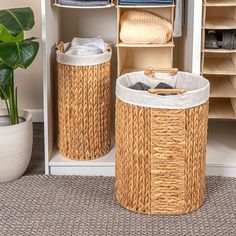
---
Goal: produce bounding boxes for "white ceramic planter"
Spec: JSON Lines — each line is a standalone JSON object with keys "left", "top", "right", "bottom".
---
{"left": 0, "top": 109, "right": 33, "bottom": 182}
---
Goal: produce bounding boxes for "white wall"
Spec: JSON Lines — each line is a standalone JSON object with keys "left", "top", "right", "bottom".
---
{"left": 178, "top": 0, "right": 202, "bottom": 73}
{"left": 0, "top": 0, "right": 43, "bottom": 111}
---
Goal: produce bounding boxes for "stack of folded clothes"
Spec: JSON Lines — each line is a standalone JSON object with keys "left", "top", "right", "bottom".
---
{"left": 119, "top": 0, "right": 173, "bottom": 5}
{"left": 58, "top": 0, "right": 110, "bottom": 6}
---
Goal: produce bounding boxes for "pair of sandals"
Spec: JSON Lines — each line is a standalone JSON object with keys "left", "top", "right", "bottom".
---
{"left": 205, "top": 30, "right": 236, "bottom": 50}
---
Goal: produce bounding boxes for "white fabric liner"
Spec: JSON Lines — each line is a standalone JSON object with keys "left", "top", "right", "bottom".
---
{"left": 116, "top": 71, "right": 210, "bottom": 109}
{"left": 56, "top": 43, "right": 112, "bottom": 66}
{"left": 65, "top": 37, "right": 107, "bottom": 56}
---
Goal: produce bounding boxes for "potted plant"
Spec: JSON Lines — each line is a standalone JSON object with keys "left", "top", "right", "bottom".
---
{"left": 0, "top": 7, "right": 39, "bottom": 182}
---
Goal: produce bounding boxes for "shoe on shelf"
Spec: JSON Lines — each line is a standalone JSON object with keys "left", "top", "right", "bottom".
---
{"left": 205, "top": 30, "right": 218, "bottom": 49}
{"left": 217, "top": 30, "right": 236, "bottom": 50}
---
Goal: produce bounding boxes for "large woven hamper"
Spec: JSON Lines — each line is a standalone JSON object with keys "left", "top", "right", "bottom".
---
{"left": 56, "top": 42, "right": 112, "bottom": 160}
{"left": 115, "top": 69, "right": 210, "bottom": 215}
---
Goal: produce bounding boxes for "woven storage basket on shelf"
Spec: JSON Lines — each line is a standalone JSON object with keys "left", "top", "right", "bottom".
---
{"left": 115, "top": 69, "right": 210, "bottom": 215}
{"left": 56, "top": 42, "right": 112, "bottom": 160}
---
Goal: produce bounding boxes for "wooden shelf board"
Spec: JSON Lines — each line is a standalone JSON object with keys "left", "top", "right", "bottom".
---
{"left": 209, "top": 98, "right": 236, "bottom": 119}
{"left": 50, "top": 147, "right": 115, "bottom": 167}
{"left": 203, "top": 58, "right": 236, "bottom": 75}
{"left": 204, "top": 0, "right": 236, "bottom": 6}
{"left": 54, "top": 3, "right": 114, "bottom": 9}
{"left": 203, "top": 49, "right": 236, "bottom": 53}
{"left": 204, "top": 17, "right": 236, "bottom": 29}
{"left": 117, "top": 4, "right": 175, "bottom": 9}
{"left": 117, "top": 42, "right": 174, "bottom": 48}
{"left": 208, "top": 77, "right": 236, "bottom": 98}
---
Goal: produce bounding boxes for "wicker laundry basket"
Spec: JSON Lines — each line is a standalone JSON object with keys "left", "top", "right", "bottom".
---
{"left": 115, "top": 68, "right": 210, "bottom": 215}
{"left": 56, "top": 42, "right": 112, "bottom": 160}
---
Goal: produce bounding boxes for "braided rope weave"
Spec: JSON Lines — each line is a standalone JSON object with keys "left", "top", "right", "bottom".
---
{"left": 57, "top": 62, "right": 111, "bottom": 160}
{"left": 115, "top": 99, "right": 209, "bottom": 215}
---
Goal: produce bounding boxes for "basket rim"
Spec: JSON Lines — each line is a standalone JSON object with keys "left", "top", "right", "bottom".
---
{"left": 56, "top": 42, "right": 112, "bottom": 66}
{"left": 116, "top": 71, "right": 210, "bottom": 109}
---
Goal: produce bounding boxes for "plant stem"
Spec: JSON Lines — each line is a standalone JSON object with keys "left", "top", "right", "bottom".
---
{"left": 4, "top": 100, "right": 11, "bottom": 122}
{"left": 8, "top": 77, "right": 14, "bottom": 124}
{"left": 15, "top": 87, "right": 19, "bottom": 123}
{"left": 7, "top": 71, "right": 19, "bottom": 125}
{"left": 11, "top": 71, "right": 16, "bottom": 124}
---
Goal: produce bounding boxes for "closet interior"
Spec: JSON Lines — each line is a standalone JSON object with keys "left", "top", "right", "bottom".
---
{"left": 43, "top": 0, "right": 178, "bottom": 175}
{"left": 42, "top": 0, "right": 236, "bottom": 177}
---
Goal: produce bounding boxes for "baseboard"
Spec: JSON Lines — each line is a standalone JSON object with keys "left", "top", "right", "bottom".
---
{"left": 26, "top": 109, "right": 44, "bottom": 123}
{"left": 206, "top": 164, "right": 236, "bottom": 177}
{"left": 49, "top": 165, "right": 236, "bottom": 177}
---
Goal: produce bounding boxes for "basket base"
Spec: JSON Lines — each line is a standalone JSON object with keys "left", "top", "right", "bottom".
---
{"left": 116, "top": 194, "right": 205, "bottom": 215}
{"left": 58, "top": 144, "right": 111, "bottom": 161}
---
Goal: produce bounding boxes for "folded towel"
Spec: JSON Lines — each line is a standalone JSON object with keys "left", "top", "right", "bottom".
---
{"left": 58, "top": 0, "right": 110, "bottom": 6}
{"left": 119, "top": 0, "right": 173, "bottom": 5}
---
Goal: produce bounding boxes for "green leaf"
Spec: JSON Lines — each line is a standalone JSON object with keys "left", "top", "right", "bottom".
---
{"left": 0, "top": 62, "right": 11, "bottom": 100}
{"left": 0, "top": 39, "right": 39, "bottom": 69}
{"left": 0, "top": 84, "right": 9, "bottom": 100}
{"left": 0, "top": 62, "right": 12, "bottom": 86}
{"left": 0, "top": 8, "right": 34, "bottom": 37}
{"left": 0, "top": 25, "right": 23, "bottom": 42}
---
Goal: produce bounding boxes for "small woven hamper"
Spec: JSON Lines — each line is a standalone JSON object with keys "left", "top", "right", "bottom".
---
{"left": 56, "top": 42, "right": 112, "bottom": 160}
{"left": 115, "top": 69, "right": 210, "bottom": 215}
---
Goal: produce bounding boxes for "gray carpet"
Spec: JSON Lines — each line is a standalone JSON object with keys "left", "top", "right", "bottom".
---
{"left": 0, "top": 176, "right": 235, "bottom": 236}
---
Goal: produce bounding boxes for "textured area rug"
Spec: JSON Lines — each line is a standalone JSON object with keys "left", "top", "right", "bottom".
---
{"left": 0, "top": 176, "right": 235, "bottom": 236}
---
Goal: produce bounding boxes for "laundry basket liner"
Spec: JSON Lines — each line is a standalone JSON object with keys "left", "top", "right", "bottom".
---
{"left": 116, "top": 71, "right": 210, "bottom": 109}
{"left": 56, "top": 42, "right": 112, "bottom": 66}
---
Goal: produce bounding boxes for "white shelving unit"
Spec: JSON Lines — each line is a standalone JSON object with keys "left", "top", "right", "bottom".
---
{"left": 202, "top": 0, "right": 236, "bottom": 120}
{"left": 41, "top": 0, "right": 236, "bottom": 177}
{"left": 41, "top": 0, "right": 117, "bottom": 176}
{"left": 116, "top": 3, "right": 175, "bottom": 76}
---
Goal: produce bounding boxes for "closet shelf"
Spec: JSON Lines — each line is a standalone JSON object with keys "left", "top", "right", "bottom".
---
{"left": 209, "top": 98, "right": 236, "bottom": 119}
{"left": 54, "top": 3, "right": 114, "bottom": 9}
{"left": 117, "top": 5, "right": 175, "bottom": 9}
{"left": 50, "top": 148, "right": 115, "bottom": 167}
{"left": 208, "top": 77, "right": 236, "bottom": 98}
{"left": 117, "top": 42, "right": 174, "bottom": 48}
{"left": 204, "top": 17, "right": 236, "bottom": 29}
{"left": 202, "top": 49, "right": 236, "bottom": 53}
{"left": 204, "top": 0, "right": 236, "bottom": 7}
{"left": 203, "top": 58, "right": 236, "bottom": 75}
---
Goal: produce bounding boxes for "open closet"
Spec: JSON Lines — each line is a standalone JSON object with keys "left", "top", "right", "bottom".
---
{"left": 41, "top": 0, "right": 236, "bottom": 177}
